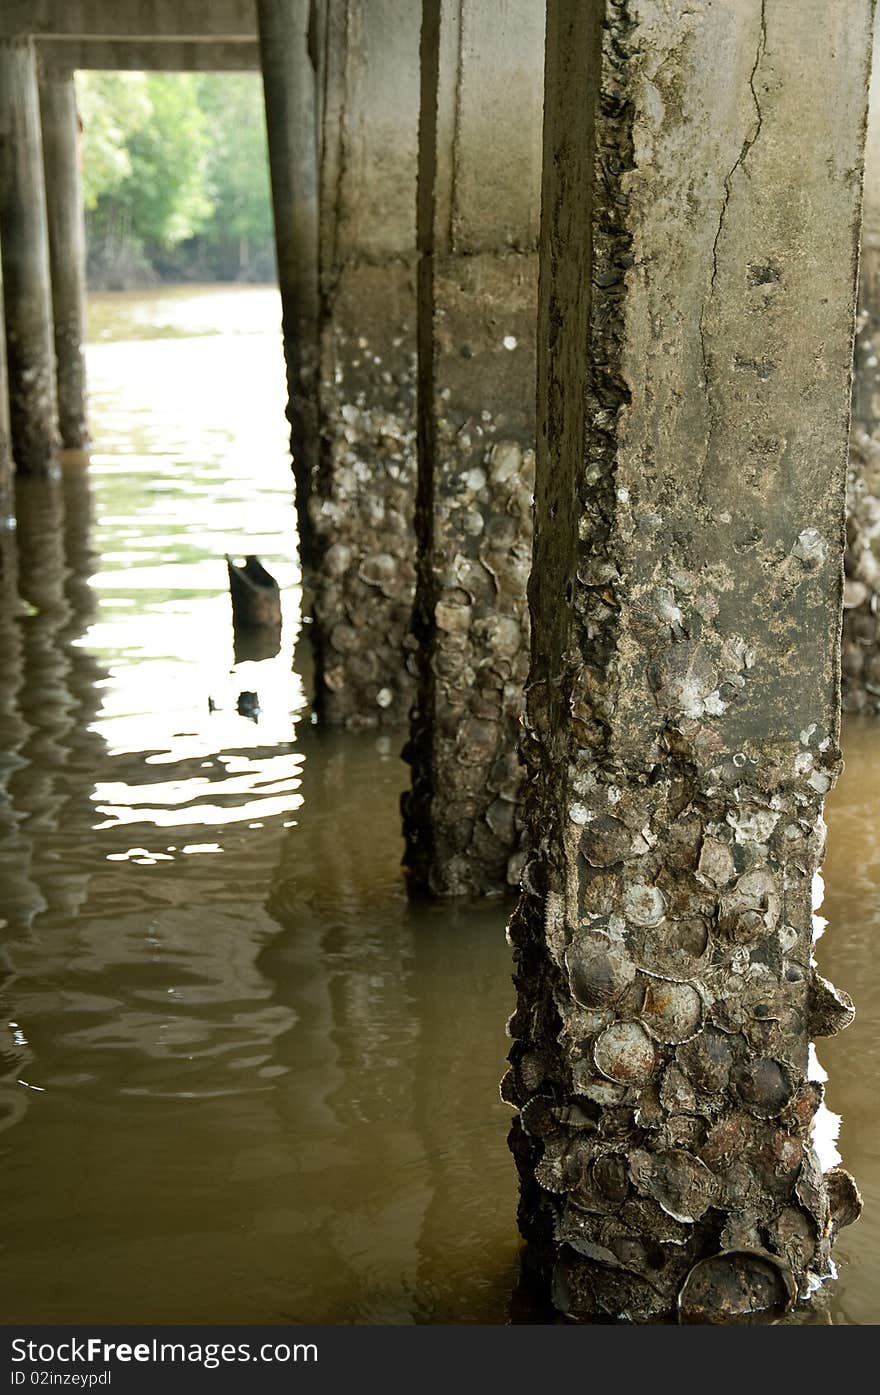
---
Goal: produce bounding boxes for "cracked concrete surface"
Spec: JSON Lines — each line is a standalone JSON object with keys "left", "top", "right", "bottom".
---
{"left": 698, "top": 0, "right": 766, "bottom": 427}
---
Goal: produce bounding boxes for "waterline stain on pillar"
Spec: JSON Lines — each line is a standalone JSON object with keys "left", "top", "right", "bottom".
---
{"left": 505, "top": 0, "right": 871, "bottom": 1323}
{"left": 310, "top": 0, "right": 420, "bottom": 728}
{"left": 402, "top": 0, "right": 544, "bottom": 898}
{"left": 0, "top": 37, "right": 58, "bottom": 475}
{"left": 39, "top": 64, "right": 89, "bottom": 451}
{"left": 257, "top": 0, "right": 320, "bottom": 571}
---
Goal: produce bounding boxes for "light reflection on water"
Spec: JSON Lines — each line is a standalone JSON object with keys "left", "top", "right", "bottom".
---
{"left": 0, "top": 284, "right": 875, "bottom": 1324}
{"left": 0, "top": 286, "right": 517, "bottom": 1325}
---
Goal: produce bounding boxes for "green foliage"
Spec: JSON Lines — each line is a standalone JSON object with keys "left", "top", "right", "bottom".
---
{"left": 197, "top": 76, "right": 274, "bottom": 248}
{"left": 123, "top": 75, "right": 212, "bottom": 247}
{"left": 76, "top": 71, "right": 275, "bottom": 285}
{"left": 76, "top": 72, "right": 151, "bottom": 211}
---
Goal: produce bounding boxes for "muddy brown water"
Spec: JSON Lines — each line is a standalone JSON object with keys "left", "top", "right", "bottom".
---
{"left": 0, "top": 285, "right": 876, "bottom": 1324}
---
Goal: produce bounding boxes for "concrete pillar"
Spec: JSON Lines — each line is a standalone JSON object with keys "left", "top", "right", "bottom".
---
{"left": 0, "top": 38, "right": 58, "bottom": 475}
{"left": 0, "top": 255, "right": 13, "bottom": 517}
{"left": 843, "top": 28, "right": 880, "bottom": 713}
{"left": 257, "top": 0, "right": 320, "bottom": 569}
{"left": 39, "top": 65, "right": 89, "bottom": 450}
{"left": 505, "top": 0, "right": 870, "bottom": 1324}
{"left": 310, "top": 0, "right": 420, "bottom": 728}
{"left": 402, "top": 0, "right": 544, "bottom": 897}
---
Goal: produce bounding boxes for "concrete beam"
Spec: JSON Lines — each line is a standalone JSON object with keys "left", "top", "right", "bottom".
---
{"left": 309, "top": 0, "right": 421, "bottom": 729}
{"left": 0, "top": 2, "right": 257, "bottom": 41}
{"left": 505, "top": 0, "right": 871, "bottom": 1323}
{"left": 402, "top": 0, "right": 544, "bottom": 897}
{"left": 36, "top": 38, "right": 260, "bottom": 71}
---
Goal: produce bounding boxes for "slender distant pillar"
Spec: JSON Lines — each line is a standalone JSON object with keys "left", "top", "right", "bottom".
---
{"left": 257, "top": 0, "right": 320, "bottom": 570}
{"left": 843, "top": 24, "right": 880, "bottom": 713}
{"left": 402, "top": 0, "right": 544, "bottom": 896}
{"left": 310, "top": 0, "right": 420, "bottom": 727}
{"left": 0, "top": 254, "right": 13, "bottom": 518}
{"left": 39, "top": 65, "right": 88, "bottom": 450}
{"left": 0, "top": 38, "right": 58, "bottom": 475}
{"left": 505, "top": 0, "right": 869, "bottom": 1323}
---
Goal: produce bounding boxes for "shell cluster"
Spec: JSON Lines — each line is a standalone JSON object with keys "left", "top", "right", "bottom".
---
{"left": 4, "top": 320, "right": 58, "bottom": 471}
{"left": 506, "top": 760, "right": 860, "bottom": 1323}
{"left": 403, "top": 252, "right": 537, "bottom": 897}
{"left": 310, "top": 262, "right": 418, "bottom": 729}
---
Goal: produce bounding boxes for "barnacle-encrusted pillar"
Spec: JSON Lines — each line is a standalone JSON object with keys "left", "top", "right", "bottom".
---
{"left": 310, "top": 0, "right": 420, "bottom": 727}
{"left": 844, "top": 34, "right": 880, "bottom": 713}
{"left": 257, "top": 0, "right": 320, "bottom": 570}
{"left": 505, "top": 0, "right": 870, "bottom": 1323}
{"left": 402, "top": 0, "right": 544, "bottom": 897}
{"left": 0, "top": 38, "right": 58, "bottom": 475}
{"left": 39, "top": 65, "right": 88, "bottom": 451}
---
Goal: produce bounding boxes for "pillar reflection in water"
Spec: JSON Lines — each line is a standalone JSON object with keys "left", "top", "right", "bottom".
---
{"left": 262, "top": 728, "right": 518, "bottom": 1322}
{"left": 0, "top": 294, "right": 311, "bottom": 1319}
{"left": 0, "top": 464, "right": 105, "bottom": 1137}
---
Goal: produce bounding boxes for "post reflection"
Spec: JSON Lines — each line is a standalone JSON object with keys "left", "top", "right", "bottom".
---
{"left": 0, "top": 465, "right": 107, "bottom": 1141}
{"left": 0, "top": 321, "right": 311, "bottom": 1317}
{"left": 260, "top": 730, "right": 519, "bottom": 1323}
